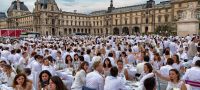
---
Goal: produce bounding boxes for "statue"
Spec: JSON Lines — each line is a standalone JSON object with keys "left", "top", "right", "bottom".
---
{"left": 183, "top": 2, "right": 197, "bottom": 20}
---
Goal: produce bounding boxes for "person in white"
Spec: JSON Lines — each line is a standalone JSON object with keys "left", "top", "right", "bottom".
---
{"left": 85, "top": 60, "right": 104, "bottom": 90}
{"left": 182, "top": 60, "right": 200, "bottom": 90}
{"left": 104, "top": 67, "right": 127, "bottom": 90}
{"left": 30, "top": 55, "right": 43, "bottom": 74}
{"left": 160, "top": 58, "right": 174, "bottom": 77}
{"left": 71, "top": 61, "right": 89, "bottom": 90}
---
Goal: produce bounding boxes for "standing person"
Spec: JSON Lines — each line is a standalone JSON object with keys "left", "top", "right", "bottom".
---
{"left": 155, "top": 69, "right": 187, "bottom": 90}
{"left": 182, "top": 60, "right": 200, "bottom": 90}
{"left": 85, "top": 60, "right": 104, "bottom": 90}
{"left": 117, "top": 60, "right": 129, "bottom": 80}
{"left": 71, "top": 61, "right": 89, "bottom": 90}
{"left": 49, "top": 76, "right": 68, "bottom": 90}
{"left": 103, "top": 58, "right": 112, "bottom": 77}
{"left": 104, "top": 67, "right": 127, "bottom": 90}
{"left": 12, "top": 73, "right": 32, "bottom": 90}
{"left": 1, "top": 64, "right": 16, "bottom": 87}
{"left": 31, "top": 55, "right": 43, "bottom": 74}
{"left": 188, "top": 37, "right": 197, "bottom": 60}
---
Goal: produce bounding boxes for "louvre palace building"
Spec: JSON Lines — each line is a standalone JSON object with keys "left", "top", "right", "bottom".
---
{"left": 0, "top": 0, "right": 200, "bottom": 36}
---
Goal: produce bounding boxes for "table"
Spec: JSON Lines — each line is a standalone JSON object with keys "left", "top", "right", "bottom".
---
{"left": 125, "top": 80, "right": 140, "bottom": 90}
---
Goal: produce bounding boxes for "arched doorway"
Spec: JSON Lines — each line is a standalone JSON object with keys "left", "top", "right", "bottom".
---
{"left": 73, "top": 28, "right": 76, "bottom": 33}
{"left": 77, "top": 28, "right": 80, "bottom": 33}
{"left": 145, "top": 26, "right": 148, "bottom": 33}
{"left": 64, "top": 28, "right": 67, "bottom": 35}
{"left": 46, "top": 31, "right": 48, "bottom": 36}
{"left": 85, "top": 29, "right": 87, "bottom": 33}
{"left": 52, "top": 28, "right": 55, "bottom": 36}
{"left": 133, "top": 27, "right": 140, "bottom": 34}
{"left": 122, "top": 27, "right": 129, "bottom": 35}
{"left": 69, "top": 28, "right": 72, "bottom": 34}
{"left": 81, "top": 29, "right": 84, "bottom": 33}
{"left": 113, "top": 27, "right": 119, "bottom": 35}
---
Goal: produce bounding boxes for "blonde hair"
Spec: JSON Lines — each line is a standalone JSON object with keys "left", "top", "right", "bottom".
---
{"left": 93, "top": 60, "right": 101, "bottom": 69}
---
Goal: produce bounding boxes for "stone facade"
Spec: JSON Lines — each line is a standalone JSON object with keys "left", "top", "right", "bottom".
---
{"left": 0, "top": 0, "right": 199, "bottom": 36}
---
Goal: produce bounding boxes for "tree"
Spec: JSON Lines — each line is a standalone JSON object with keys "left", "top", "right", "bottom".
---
{"left": 155, "top": 23, "right": 175, "bottom": 36}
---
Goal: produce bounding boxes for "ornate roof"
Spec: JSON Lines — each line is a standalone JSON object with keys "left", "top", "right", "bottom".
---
{"left": 0, "top": 12, "right": 7, "bottom": 19}
{"left": 90, "top": 0, "right": 171, "bottom": 15}
{"left": 7, "top": 1, "right": 29, "bottom": 13}
{"left": 38, "top": 0, "right": 55, "bottom": 4}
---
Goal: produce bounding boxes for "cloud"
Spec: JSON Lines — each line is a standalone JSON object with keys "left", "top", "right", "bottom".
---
{"left": 0, "top": 0, "right": 167, "bottom": 14}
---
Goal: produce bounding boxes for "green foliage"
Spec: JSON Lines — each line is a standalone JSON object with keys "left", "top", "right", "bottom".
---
{"left": 155, "top": 24, "right": 176, "bottom": 36}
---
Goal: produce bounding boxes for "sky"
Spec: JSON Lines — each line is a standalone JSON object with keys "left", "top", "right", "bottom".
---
{"left": 0, "top": 0, "right": 166, "bottom": 14}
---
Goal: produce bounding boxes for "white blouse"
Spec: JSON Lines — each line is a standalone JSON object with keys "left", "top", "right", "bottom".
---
{"left": 71, "top": 70, "right": 86, "bottom": 90}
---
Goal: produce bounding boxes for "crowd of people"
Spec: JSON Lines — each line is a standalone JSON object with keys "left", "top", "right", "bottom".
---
{"left": 0, "top": 34, "right": 200, "bottom": 90}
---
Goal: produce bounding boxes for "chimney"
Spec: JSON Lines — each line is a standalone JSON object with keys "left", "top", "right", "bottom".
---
{"left": 17, "top": 0, "right": 20, "bottom": 10}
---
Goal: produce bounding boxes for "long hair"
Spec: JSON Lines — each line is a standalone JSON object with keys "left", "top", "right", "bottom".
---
{"left": 173, "top": 54, "right": 180, "bottom": 64}
{"left": 39, "top": 70, "right": 52, "bottom": 83}
{"left": 77, "top": 61, "right": 89, "bottom": 72}
{"left": 144, "top": 63, "right": 153, "bottom": 73}
{"left": 103, "top": 58, "right": 112, "bottom": 68}
{"left": 50, "top": 76, "right": 68, "bottom": 90}
{"left": 169, "top": 69, "right": 180, "bottom": 81}
{"left": 65, "top": 55, "right": 72, "bottom": 64}
{"left": 13, "top": 73, "right": 28, "bottom": 89}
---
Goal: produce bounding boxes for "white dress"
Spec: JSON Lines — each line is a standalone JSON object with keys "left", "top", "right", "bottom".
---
{"left": 166, "top": 81, "right": 184, "bottom": 90}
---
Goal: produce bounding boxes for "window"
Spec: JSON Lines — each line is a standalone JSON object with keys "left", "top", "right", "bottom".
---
{"left": 165, "top": 15, "right": 169, "bottom": 22}
{"left": 135, "top": 17, "right": 138, "bottom": 24}
{"left": 125, "top": 18, "right": 128, "bottom": 25}
{"left": 158, "top": 15, "right": 161, "bottom": 23}
{"left": 146, "top": 18, "right": 148, "bottom": 24}
{"left": 115, "top": 19, "right": 118, "bottom": 25}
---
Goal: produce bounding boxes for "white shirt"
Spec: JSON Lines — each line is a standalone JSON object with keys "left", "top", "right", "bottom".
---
{"left": 42, "top": 65, "right": 56, "bottom": 75}
{"left": 1, "top": 50, "right": 10, "bottom": 59}
{"left": 31, "top": 61, "right": 42, "bottom": 74}
{"left": 84, "top": 54, "right": 91, "bottom": 63}
{"left": 182, "top": 67, "right": 200, "bottom": 90}
{"left": 86, "top": 70, "right": 104, "bottom": 90}
{"left": 104, "top": 76, "right": 127, "bottom": 90}
{"left": 160, "top": 65, "right": 173, "bottom": 77}
{"left": 7, "top": 54, "right": 15, "bottom": 63}
{"left": 71, "top": 70, "right": 86, "bottom": 90}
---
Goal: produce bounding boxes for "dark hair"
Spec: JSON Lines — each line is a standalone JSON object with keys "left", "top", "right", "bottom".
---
{"left": 79, "top": 56, "right": 84, "bottom": 62}
{"left": 144, "top": 77, "right": 156, "bottom": 90}
{"left": 117, "top": 60, "right": 123, "bottom": 64}
{"left": 86, "top": 49, "right": 91, "bottom": 54}
{"left": 65, "top": 55, "right": 73, "bottom": 64}
{"left": 11, "top": 50, "right": 15, "bottom": 54}
{"left": 108, "top": 53, "right": 113, "bottom": 57}
{"left": 13, "top": 73, "right": 29, "bottom": 88}
{"left": 144, "top": 63, "right": 153, "bottom": 73}
{"left": 195, "top": 60, "right": 200, "bottom": 67}
{"left": 78, "top": 61, "right": 89, "bottom": 71}
{"left": 121, "top": 52, "right": 127, "bottom": 57}
{"left": 165, "top": 50, "right": 170, "bottom": 55}
{"left": 74, "top": 54, "right": 79, "bottom": 61}
{"left": 144, "top": 55, "right": 150, "bottom": 62}
{"left": 39, "top": 70, "right": 52, "bottom": 83}
{"left": 110, "top": 67, "right": 118, "bottom": 77}
{"left": 103, "top": 58, "right": 112, "bottom": 68}
{"left": 50, "top": 76, "right": 67, "bottom": 90}
{"left": 154, "top": 53, "right": 161, "bottom": 61}
{"left": 169, "top": 69, "right": 180, "bottom": 81}
{"left": 173, "top": 54, "right": 180, "bottom": 64}
{"left": 166, "top": 58, "right": 174, "bottom": 65}
{"left": 24, "top": 68, "right": 31, "bottom": 76}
